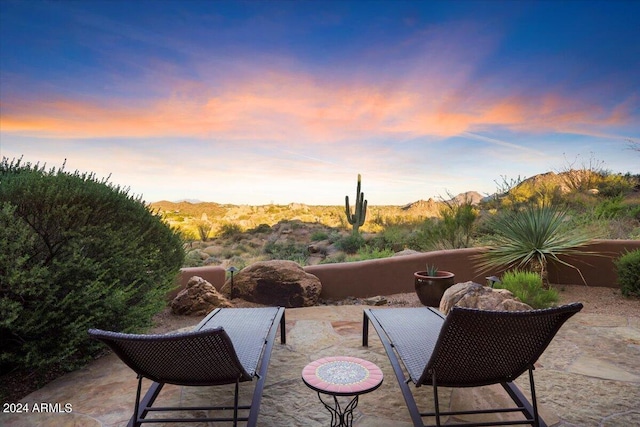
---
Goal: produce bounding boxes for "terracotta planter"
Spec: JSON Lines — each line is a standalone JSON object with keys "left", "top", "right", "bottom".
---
{"left": 414, "top": 271, "right": 455, "bottom": 307}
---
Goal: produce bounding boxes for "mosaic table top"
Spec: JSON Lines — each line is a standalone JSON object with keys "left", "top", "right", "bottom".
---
{"left": 302, "top": 356, "right": 383, "bottom": 396}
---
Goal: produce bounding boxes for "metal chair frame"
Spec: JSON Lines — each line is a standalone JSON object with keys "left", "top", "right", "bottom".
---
{"left": 89, "top": 306, "right": 285, "bottom": 427}
{"left": 363, "top": 304, "right": 582, "bottom": 427}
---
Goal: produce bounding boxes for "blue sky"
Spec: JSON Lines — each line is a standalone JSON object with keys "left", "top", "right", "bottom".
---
{"left": 1, "top": 0, "right": 638, "bottom": 205}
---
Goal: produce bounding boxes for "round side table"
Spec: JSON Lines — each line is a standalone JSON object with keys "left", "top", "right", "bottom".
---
{"left": 302, "top": 356, "right": 383, "bottom": 427}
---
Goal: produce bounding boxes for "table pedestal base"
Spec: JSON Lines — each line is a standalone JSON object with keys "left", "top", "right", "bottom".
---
{"left": 317, "top": 392, "right": 359, "bottom": 427}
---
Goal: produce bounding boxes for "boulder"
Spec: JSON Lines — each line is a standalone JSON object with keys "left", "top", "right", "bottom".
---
{"left": 221, "top": 260, "right": 321, "bottom": 308}
{"left": 439, "top": 281, "right": 532, "bottom": 315}
{"left": 393, "top": 249, "right": 421, "bottom": 256}
{"left": 171, "top": 276, "right": 232, "bottom": 316}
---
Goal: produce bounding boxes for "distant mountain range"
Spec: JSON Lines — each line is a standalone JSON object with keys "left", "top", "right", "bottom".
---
{"left": 155, "top": 170, "right": 631, "bottom": 211}
{"left": 162, "top": 191, "right": 485, "bottom": 208}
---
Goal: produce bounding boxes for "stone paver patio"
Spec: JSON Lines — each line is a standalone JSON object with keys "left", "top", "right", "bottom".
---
{"left": 1, "top": 305, "right": 639, "bottom": 426}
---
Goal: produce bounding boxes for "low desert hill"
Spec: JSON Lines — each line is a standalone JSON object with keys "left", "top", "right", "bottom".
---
{"left": 151, "top": 189, "right": 483, "bottom": 237}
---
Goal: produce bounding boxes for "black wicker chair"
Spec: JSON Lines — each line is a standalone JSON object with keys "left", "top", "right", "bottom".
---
{"left": 89, "top": 306, "right": 285, "bottom": 427}
{"left": 363, "top": 303, "right": 582, "bottom": 427}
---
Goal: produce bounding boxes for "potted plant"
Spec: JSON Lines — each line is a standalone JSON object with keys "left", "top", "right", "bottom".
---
{"left": 414, "top": 264, "right": 455, "bottom": 307}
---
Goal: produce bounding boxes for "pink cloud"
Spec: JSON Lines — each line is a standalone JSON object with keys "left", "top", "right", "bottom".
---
{"left": 1, "top": 67, "right": 635, "bottom": 143}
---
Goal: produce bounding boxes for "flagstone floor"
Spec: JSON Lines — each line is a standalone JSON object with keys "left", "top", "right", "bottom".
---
{"left": 1, "top": 305, "right": 639, "bottom": 426}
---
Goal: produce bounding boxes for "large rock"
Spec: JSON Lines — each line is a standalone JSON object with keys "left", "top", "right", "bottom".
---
{"left": 221, "top": 260, "right": 321, "bottom": 307}
{"left": 439, "top": 281, "right": 532, "bottom": 315}
{"left": 171, "top": 276, "right": 232, "bottom": 316}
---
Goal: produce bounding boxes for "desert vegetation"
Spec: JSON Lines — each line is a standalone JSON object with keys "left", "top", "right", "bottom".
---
{"left": 0, "top": 158, "right": 184, "bottom": 398}
{"left": 161, "top": 169, "right": 639, "bottom": 274}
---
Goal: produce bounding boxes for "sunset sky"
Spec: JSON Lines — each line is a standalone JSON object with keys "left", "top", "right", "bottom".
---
{"left": 1, "top": 0, "right": 638, "bottom": 205}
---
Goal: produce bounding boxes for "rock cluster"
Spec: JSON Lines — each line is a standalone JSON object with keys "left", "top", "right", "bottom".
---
{"left": 439, "top": 281, "right": 532, "bottom": 314}
{"left": 171, "top": 276, "right": 232, "bottom": 316}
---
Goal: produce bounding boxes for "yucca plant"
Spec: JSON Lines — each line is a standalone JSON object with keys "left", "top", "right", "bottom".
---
{"left": 475, "top": 204, "right": 595, "bottom": 288}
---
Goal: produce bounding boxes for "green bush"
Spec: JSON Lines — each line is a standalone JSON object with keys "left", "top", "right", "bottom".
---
{"left": 346, "top": 245, "right": 395, "bottom": 262}
{"left": 597, "top": 173, "right": 636, "bottom": 198}
{"left": 310, "top": 230, "right": 329, "bottom": 241}
{"left": 334, "top": 233, "right": 366, "bottom": 254}
{"left": 263, "top": 241, "right": 308, "bottom": 263}
{"left": 371, "top": 224, "right": 414, "bottom": 252}
{"left": 615, "top": 249, "right": 640, "bottom": 297}
{"left": 0, "top": 158, "right": 185, "bottom": 374}
{"left": 594, "top": 196, "right": 625, "bottom": 219}
{"left": 495, "top": 270, "right": 559, "bottom": 309}
{"left": 218, "top": 222, "right": 243, "bottom": 238}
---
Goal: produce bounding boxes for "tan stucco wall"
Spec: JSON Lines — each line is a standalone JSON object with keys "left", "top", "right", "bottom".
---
{"left": 304, "top": 248, "right": 486, "bottom": 299}
{"left": 547, "top": 239, "right": 640, "bottom": 287}
{"left": 172, "top": 240, "right": 639, "bottom": 301}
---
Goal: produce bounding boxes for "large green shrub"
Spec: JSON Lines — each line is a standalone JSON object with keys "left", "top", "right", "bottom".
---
{"left": 496, "top": 270, "right": 559, "bottom": 309}
{"left": 0, "top": 158, "right": 185, "bottom": 374}
{"left": 615, "top": 249, "right": 640, "bottom": 297}
{"left": 334, "top": 233, "right": 366, "bottom": 254}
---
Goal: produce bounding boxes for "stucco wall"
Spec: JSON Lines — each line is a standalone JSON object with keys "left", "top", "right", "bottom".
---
{"left": 304, "top": 248, "right": 486, "bottom": 299}
{"left": 172, "top": 240, "right": 639, "bottom": 301}
{"left": 547, "top": 239, "right": 640, "bottom": 287}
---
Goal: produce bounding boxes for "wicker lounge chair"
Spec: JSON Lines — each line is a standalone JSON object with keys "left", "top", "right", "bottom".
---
{"left": 363, "top": 303, "right": 582, "bottom": 427}
{"left": 89, "top": 306, "right": 285, "bottom": 427}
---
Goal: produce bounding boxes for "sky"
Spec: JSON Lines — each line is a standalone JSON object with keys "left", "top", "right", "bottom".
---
{"left": 1, "top": 0, "right": 639, "bottom": 205}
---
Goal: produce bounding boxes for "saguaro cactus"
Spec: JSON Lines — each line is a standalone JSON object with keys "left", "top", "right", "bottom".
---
{"left": 345, "top": 174, "right": 368, "bottom": 234}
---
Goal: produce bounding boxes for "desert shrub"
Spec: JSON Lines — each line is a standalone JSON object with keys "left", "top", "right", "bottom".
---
{"left": 310, "top": 230, "right": 329, "bottom": 241}
{"left": 346, "top": 245, "right": 395, "bottom": 262}
{"left": 334, "top": 233, "right": 366, "bottom": 254}
{"left": 594, "top": 196, "right": 626, "bottom": 219}
{"left": 369, "top": 224, "right": 413, "bottom": 252}
{"left": 227, "top": 256, "right": 247, "bottom": 272}
{"left": 438, "top": 195, "right": 478, "bottom": 248}
{"left": 614, "top": 250, "right": 640, "bottom": 297}
{"left": 195, "top": 220, "right": 213, "bottom": 241}
{"left": 220, "top": 246, "right": 246, "bottom": 258}
{"left": 320, "top": 252, "right": 347, "bottom": 264}
{"left": 496, "top": 270, "right": 559, "bottom": 309}
{"left": 184, "top": 250, "right": 205, "bottom": 267}
{"left": 327, "top": 231, "right": 343, "bottom": 243}
{"left": 218, "top": 222, "right": 243, "bottom": 238}
{"left": 263, "top": 241, "right": 308, "bottom": 262}
{"left": 0, "top": 158, "right": 185, "bottom": 374}
{"left": 249, "top": 223, "right": 272, "bottom": 234}
{"left": 597, "top": 173, "right": 636, "bottom": 198}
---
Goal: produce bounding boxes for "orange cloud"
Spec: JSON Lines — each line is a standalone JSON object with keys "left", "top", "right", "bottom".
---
{"left": 1, "top": 70, "right": 635, "bottom": 143}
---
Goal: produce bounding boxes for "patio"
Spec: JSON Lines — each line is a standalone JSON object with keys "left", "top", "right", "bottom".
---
{"left": 1, "top": 304, "right": 639, "bottom": 427}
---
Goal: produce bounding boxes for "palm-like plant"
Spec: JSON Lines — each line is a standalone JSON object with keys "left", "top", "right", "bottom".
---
{"left": 475, "top": 204, "right": 594, "bottom": 288}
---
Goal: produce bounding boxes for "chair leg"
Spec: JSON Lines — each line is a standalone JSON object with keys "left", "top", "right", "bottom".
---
{"left": 233, "top": 378, "right": 240, "bottom": 427}
{"left": 432, "top": 372, "right": 441, "bottom": 427}
{"left": 133, "top": 375, "right": 143, "bottom": 427}
{"left": 501, "top": 370, "right": 547, "bottom": 427}
{"left": 528, "top": 367, "right": 540, "bottom": 427}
